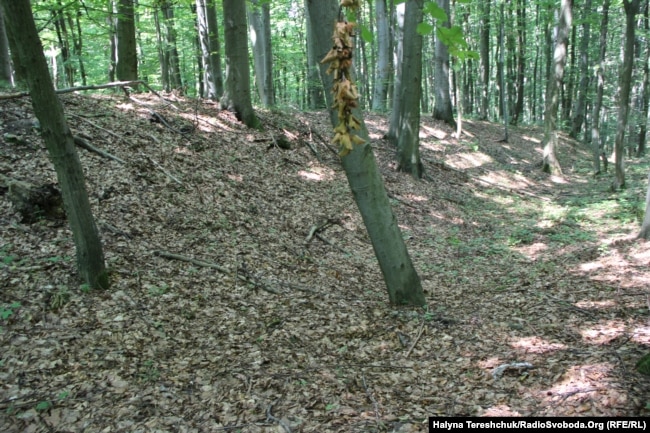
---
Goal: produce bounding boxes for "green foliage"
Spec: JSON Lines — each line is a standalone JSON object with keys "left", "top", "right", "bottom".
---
{"left": 1, "top": 302, "right": 21, "bottom": 320}
{"left": 148, "top": 283, "right": 169, "bottom": 296}
{"left": 636, "top": 353, "right": 650, "bottom": 376}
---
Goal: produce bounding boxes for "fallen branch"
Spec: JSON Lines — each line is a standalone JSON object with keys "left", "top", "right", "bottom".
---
{"left": 266, "top": 400, "right": 292, "bottom": 433}
{"left": 73, "top": 135, "right": 125, "bottom": 164}
{"left": 404, "top": 320, "right": 426, "bottom": 359}
{"left": 0, "top": 80, "right": 166, "bottom": 101}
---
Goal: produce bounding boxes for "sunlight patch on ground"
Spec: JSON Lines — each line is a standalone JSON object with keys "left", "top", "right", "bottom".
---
{"left": 631, "top": 325, "right": 650, "bottom": 345}
{"left": 421, "top": 140, "right": 447, "bottom": 152}
{"left": 421, "top": 124, "right": 447, "bottom": 140}
{"left": 512, "top": 242, "right": 548, "bottom": 260}
{"left": 478, "top": 170, "right": 533, "bottom": 190}
{"left": 404, "top": 194, "right": 428, "bottom": 203}
{"left": 479, "top": 405, "right": 522, "bottom": 417}
{"left": 446, "top": 152, "right": 493, "bottom": 170}
{"left": 574, "top": 300, "right": 616, "bottom": 310}
{"left": 522, "top": 135, "right": 541, "bottom": 144}
{"left": 116, "top": 102, "right": 135, "bottom": 112}
{"left": 510, "top": 336, "right": 568, "bottom": 354}
{"left": 549, "top": 175, "right": 569, "bottom": 184}
{"left": 537, "top": 363, "right": 614, "bottom": 411}
{"left": 189, "top": 114, "right": 237, "bottom": 132}
{"left": 298, "top": 165, "right": 335, "bottom": 182}
{"left": 581, "top": 320, "right": 625, "bottom": 345}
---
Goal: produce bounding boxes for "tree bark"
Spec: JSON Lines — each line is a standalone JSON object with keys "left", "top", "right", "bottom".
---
{"left": 478, "top": 0, "right": 490, "bottom": 120}
{"left": 612, "top": 0, "right": 640, "bottom": 191}
{"left": 196, "top": 0, "right": 223, "bottom": 99}
{"left": 160, "top": 0, "right": 182, "bottom": 91}
{"left": 371, "top": 0, "right": 390, "bottom": 111}
{"left": 432, "top": 0, "right": 455, "bottom": 126}
{"left": 511, "top": 0, "right": 526, "bottom": 125}
{"left": 305, "top": 0, "right": 425, "bottom": 306}
{"left": 638, "top": 1, "right": 649, "bottom": 157}
{"left": 542, "top": 0, "right": 572, "bottom": 176}
{"left": 591, "top": 0, "right": 610, "bottom": 174}
{"left": 115, "top": 0, "right": 138, "bottom": 81}
{"left": 387, "top": 2, "right": 405, "bottom": 143}
{"left": 397, "top": 0, "right": 424, "bottom": 179}
{"left": 570, "top": 0, "right": 592, "bottom": 139}
{"left": 248, "top": 0, "right": 274, "bottom": 106}
{"left": 0, "top": 5, "right": 12, "bottom": 86}
{"left": 638, "top": 171, "right": 650, "bottom": 239}
{"left": 221, "top": 0, "right": 261, "bottom": 129}
{"left": 0, "top": 0, "right": 108, "bottom": 289}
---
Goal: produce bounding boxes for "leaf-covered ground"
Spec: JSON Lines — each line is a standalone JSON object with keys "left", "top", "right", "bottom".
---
{"left": 1, "top": 92, "right": 649, "bottom": 432}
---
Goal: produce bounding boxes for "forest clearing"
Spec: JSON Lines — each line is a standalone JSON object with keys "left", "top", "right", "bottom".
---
{"left": 1, "top": 91, "right": 649, "bottom": 431}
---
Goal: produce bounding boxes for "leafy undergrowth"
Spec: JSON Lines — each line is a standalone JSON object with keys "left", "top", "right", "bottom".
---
{"left": 1, "top": 92, "right": 649, "bottom": 432}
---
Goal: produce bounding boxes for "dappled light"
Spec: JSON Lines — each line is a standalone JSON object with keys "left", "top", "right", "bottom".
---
{"left": 510, "top": 336, "right": 568, "bottom": 354}
{"left": 580, "top": 320, "right": 626, "bottom": 345}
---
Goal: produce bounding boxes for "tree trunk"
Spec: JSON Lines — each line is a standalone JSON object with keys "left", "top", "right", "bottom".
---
{"left": 0, "top": 0, "right": 108, "bottom": 289}
{"left": 498, "top": 1, "right": 508, "bottom": 141}
{"left": 196, "top": 0, "right": 223, "bottom": 99}
{"left": 372, "top": 0, "right": 390, "bottom": 111}
{"left": 637, "top": 0, "right": 649, "bottom": 157}
{"left": 397, "top": 0, "right": 424, "bottom": 179}
{"left": 304, "top": 0, "right": 324, "bottom": 109}
{"left": 305, "top": 0, "right": 425, "bottom": 306}
{"left": 71, "top": 10, "right": 87, "bottom": 86}
{"left": 387, "top": 1, "right": 405, "bottom": 143}
{"left": 432, "top": 0, "right": 455, "bottom": 126}
{"left": 52, "top": 3, "right": 74, "bottom": 87}
{"left": 0, "top": 5, "right": 12, "bottom": 86}
{"left": 248, "top": 0, "right": 274, "bottom": 106}
{"left": 638, "top": 171, "right": 650, "bottom": 239}
{"left": 542, "top": 0, "right": 572, "bottom": 176}
{"left": 153, "top": 6, "right": 169, "bottom": 91}
{"left": 221, "top": 0, "right": 261, "bottom": 129}
{"left": 511, "top": 0, "right": 525, "bottom": 125}
{"left": 591, "top": 0, "right": 610, "bottom": 174}
{"left": 612, "top": 0, "right": 640, "bottom": 191}
{"left": 115, "top": 0, "right": 138, "bottom": 81}
{"left": 478, "top": 0, "right": 490, "bottom": 120}
{"left": 161, "top": 1, "right": 182, "bottom": 92}
{"left": 570, "top": 0, "right": 592, "bottom": 139}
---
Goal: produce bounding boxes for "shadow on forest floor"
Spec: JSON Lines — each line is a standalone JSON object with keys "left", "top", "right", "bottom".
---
{"left": 1, "top": 92, "right": 649, "bottom": 432}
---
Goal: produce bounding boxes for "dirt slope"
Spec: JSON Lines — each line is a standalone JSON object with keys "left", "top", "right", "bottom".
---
{"left": 1, "top": 92, "right": 649, "bottom": 432}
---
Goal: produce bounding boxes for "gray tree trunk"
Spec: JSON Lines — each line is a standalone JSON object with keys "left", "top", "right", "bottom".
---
{"left": 570, "top": 0, "right": 592, "bottom": 139}
{"left": 612, "top": 0, "right": 640, "bottom": 190}
{"left": 221, "top": 0, "right": 261, "bottom": 129}
{"left": 196, "top": 0, "right": 223, "bottom": 99}
{"left": 248, "top": 0, "right": 274, "bottom": 106}
{"left": 161, "top": 0, "right": 182, "bottom": 91}
{"left": 305, "top": 0, "right": 425, "bottom": 306}
{"left": 397, "top": 0, "right": 424, "bottom": 179}
{"left": 0, "top": 5, "right": 12, "bottom": 86}
{"left": 432, "top": 0, "right": 455, "bottom": 126}
{"left": 638, "top": 1, "right": 649, "bottom": 157}
{"left": 638, "top": 171, "right": 650, "bottom": 239}
{"left": 371, "top": 0, "right": 390, "bottom": 112}
{"left": 387, "top": 2, "right": 405, "bottom": 143}
{"left": 115, "top": 0, "right": 138, "bottom": 81}
{"left": 0, "top": 0, "right": 108, "bottom": 289}
{"left": 542, "top": 0, "right": 571, "bottom": 175}
{"left": 478, "top": 1, "right": 490, "bottom": 120}
{"left": 591, "top": 0, "right": 610, "bottom": 174}
{"left": 304, "top": 0, "right": 324, "bottom": 109}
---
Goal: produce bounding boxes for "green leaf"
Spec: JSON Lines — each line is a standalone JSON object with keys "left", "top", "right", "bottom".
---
{"left": 424, "top": 2, "right": 448, "bottom": 22}
{"left": 36, "top": 401, "right": 52, "bottom": 412}
{"left": 360, "top": 24, "right": 373, "bottom": 43}
{"left": 416, "top": 22, "right": 435, "bottom": 36}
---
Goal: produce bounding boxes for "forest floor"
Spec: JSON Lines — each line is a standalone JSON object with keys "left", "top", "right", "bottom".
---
{"left": 1, "top": 90, "right": 650, "bottom": 432}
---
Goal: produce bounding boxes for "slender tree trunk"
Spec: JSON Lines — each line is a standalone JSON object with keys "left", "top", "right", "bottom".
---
{"left": 52, "top": 3, "right": 74, "bottom": 87}
{"left": 153, "top": 6, "right": 169, "bottom": 91}
{"left": 0, "top": 5, "right": 12, "bottom": 86}
{"left": 305, "top": 0, "right": 425, "bottom": 306}
{"left": 221, "top": 0, "right": 261, "bottom": 129}
{"left": 372, "top": 0, "right": 390, "bottom": 111}
{"left": 115, "top": 0, "right": 138, "bottom": 81}
{"left": 432, "top": 0, "right": 455, "bottom": 126}
{"left": 512, "top": 0, "right": 525, "bottom": 124}
{"left": 637, "top": 0, "right": 649, "bottom": 157}
{"left": 161, "top": 1, "right": 182, "bottom": 92}
{"left": 542, "top": 0, "right": 572, "bottom": 175}
{"left": 638, "top": 171, "right": 650, "bottom": 239}
{"left": 498, "top": 1, "right": 508, "bottom": 141}
{"left": 397, "top": 0, "right": 424, "bottom": 179}
{"left": 0, "top": 0, "right": 108, "bottom": 289}
{"left": 570, "top": 0, "right": 592, "bottom": 139}
{"left": 478, "top": 0, "right": 490, "bottom": 120}
{"left": 591, "top": 0, "right": 610, "bottom": 174}
{"left": 248, "top": 0, "right": 274, "bottom": 106}
{"left": 387, "top": 2, "right": 405, "bottom": 143}
{"left": 612, "top": 0, "right": 641, "bottom": 190}
{"left": 196, "top": 0, "right": 222, "bottom": 99}
{"left": 304, "top": 0, "right": 324, "bottom": 109}
{"left": 72, "top": 10, "right": 87, "bottom": 86}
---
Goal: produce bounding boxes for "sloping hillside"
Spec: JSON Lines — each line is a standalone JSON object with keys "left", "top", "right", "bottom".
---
{"left": 1, "top": 92, "right": 649, "bottom": 432}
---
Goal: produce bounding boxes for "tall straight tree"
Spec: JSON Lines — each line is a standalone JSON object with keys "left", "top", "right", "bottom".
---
{"left": 160, "top": 0, "right": 182, "bottom": 91}
{"left": 541, "top": 0, "right": 572, "bottom": 175}
{"left": 114, "top": 0, "right": 138, "bottom": 81}
{"left": 221, "top": 0, "right": 261, "bottom": 129}
{"left": 637, "top": 0, "right": 649, "bottom": 157}
{"left": 0, "top": 5, "right": 12, "bottom": 86}
{"left": 478, "top": 0, "right": 490, "bottom": 120}
{"left": 387, "top": 1, "right": 405, "bottom": 142}
{"left": 570, "top": 0, "right": 592, "bottom": 139}
{"left": 612, "top": 0, "right": 641, "bottom": 190}
{"left": 591, "top": 0, "right": 610, "bottom": 173}
{"left": 304, "top": 0, "right": 325, "bottom": 109}
{"left": 195, "top": 0, "right": 223, "bottom": 99}
{"left": 511, "top": 0, "right": 526, "bottom": 124}
{"left": 371, "top": 0, "right": 390, "bottom": 111}
{"left": 0, "top": 0, "right": 109, "bottom": 289}
{"left": 432, "top": 0, "right": 455, "bottom": 126}
{"left": 305, "top": 0, "right": 425, "bottom": 306}
{"left": 248, "top": 0, "right": 274, "bottom": 107}
{"left": 396, "top": 0, "right": 424, "bottom": 178}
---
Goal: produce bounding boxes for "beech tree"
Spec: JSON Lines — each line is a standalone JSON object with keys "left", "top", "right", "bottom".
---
{"left": 221, "top": 0, "right": 261, "bottom": 129}
{"left": 371, "top": 0, "right": 390, "bottom": 112}
{"left": 248, "top": 0, "right": 274, "bottom": 107}
{"left": 114, "top": 0, "right": 138, "bottom": 81}
{"left": 306, "top": 0, "right": 425, "bottom": 306}
{"left": 432, "top": 0, "right": 454, "bottom": 126}
{"left": 0, "top": 5, "right": 11, "bottom": 86}
{"left": 0, "top": 0, "right": 109, "bottom": 289}
{"left": 591, "top": 0, "right": 610, "bottom": 174}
